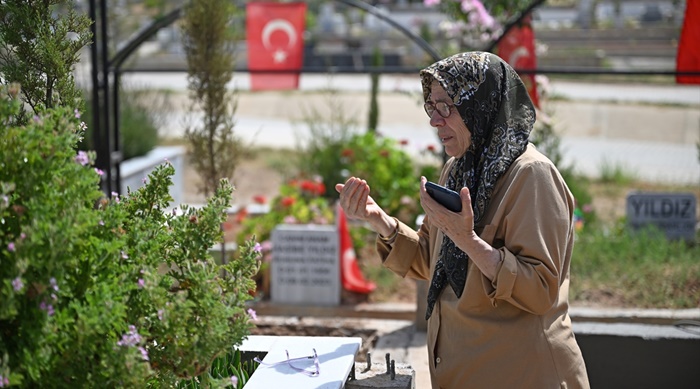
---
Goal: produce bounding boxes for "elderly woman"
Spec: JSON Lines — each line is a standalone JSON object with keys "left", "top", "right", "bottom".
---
{"left": 336, "top": 52, "right": 589, "bottom": 388}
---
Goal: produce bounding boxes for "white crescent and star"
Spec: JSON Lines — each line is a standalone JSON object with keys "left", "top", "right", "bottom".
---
{"left": 261, "top": 19, "right": 298, "bottom": 64}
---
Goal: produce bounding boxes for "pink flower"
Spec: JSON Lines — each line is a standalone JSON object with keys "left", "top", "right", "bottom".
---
{"left": 424, "top": 0, "right": 440, "bottom": 6}
{"left": 7, "top": 242, "right": 15, "bottom": 252}
{"left": 231, "top": 376, "right": 238, "bottom": 386}
{"left": 253, "top": 242, "right": 262, "bottom": 253}
{"left": 247, "top": 308, "right": 258, "bottom": 321}
{"left": 95, "top": 168, "right": 104, "bottom": 176}
{"left": 138, "top": 346, "right": 149, "bottom": 361}
{"left": 75, "top": 151, "right": 89, "bottom": 166}
{"left": 137, "top": 279, "right": 145, "bottom": 289}
{"left": 12, "top": 277, "right": 23, "bottom": 292}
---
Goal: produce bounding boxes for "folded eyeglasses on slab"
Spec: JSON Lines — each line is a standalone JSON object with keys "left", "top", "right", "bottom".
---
{"left": 253, "top": 348, "right": 320, "bottom": 377}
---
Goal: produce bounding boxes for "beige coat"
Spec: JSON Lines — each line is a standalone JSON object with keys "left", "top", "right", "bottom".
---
{"left": 378, "top": 144, "right": 589, "bottom": 389}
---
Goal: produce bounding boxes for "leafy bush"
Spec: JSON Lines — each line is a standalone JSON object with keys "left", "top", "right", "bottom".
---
{"left": 80, "top": 89, "right": 164, "bottom": 160}
{"left": 0, "top": 87, "right": 260, "bottom": 387}
{"left": 236, "top": 176, "right": 335, "bottom": 247}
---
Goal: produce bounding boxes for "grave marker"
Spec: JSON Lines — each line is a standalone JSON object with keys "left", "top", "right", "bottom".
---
{"left": 626, "top": 192, "right": 697, "bottom": 241}
{"left": 271, "top": 224, "right": 340, "bottom": 305}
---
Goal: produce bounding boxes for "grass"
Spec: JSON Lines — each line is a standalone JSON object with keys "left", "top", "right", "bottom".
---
{"left": 571, "top": 225, "right": 700, "bottom": 308}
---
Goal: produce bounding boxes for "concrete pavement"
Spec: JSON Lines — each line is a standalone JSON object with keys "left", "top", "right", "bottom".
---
{"left": 130, "top": 73, "right": 700, "bottom": 186}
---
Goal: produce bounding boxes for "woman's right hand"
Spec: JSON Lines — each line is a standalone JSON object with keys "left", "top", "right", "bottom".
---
{"left": 335, "top": 177, "right": 380, "bottom": 221}
{"left": 336, "top": 177, "right": 398, "bottom": 238}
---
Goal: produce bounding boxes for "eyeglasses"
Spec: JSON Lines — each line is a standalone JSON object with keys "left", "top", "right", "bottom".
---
{"left": 423, "top": 101, "right": 454, "bottom": 118}
{"left": 254, "top": 348, "right": 320, "bottom": 377}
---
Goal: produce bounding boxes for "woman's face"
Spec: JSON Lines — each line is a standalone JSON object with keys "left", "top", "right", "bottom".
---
{"left": 427, "top": 81, "right": 472, "bottom": 158}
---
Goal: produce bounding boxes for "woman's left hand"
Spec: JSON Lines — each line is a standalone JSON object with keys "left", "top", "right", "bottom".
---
{"left": 419, "top": 176, "right": 475, "bottom": 241}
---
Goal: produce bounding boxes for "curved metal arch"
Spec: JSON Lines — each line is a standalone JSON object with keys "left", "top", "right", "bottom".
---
{"left": 92, "top": 0, "right": 442, "bottom": 196}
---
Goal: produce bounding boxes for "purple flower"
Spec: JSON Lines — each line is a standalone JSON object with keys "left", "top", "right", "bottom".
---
{"left": 157, "top": 309, "right": 164, "bottom": 321}
{"left": 138, "top": 346, "right": 149, "bottom": 361}
{"left": 230, "top": 376, "right": 238, "bottom": 386}
{"left": 137, "top": 279, "right": 145, "bottom": 289}
{"left": 0, "top": 374, "right": 9, "bottom": 387}
{"left": 142, "top": 177, "right": 148, "bottom": 184}
{"left": 253, "top": 242, "right": 262, "bottom": 253}
{"left": 75, "top": 150, "right": 89, "bottom": 166}
{"left": 40, "top": 301, "right": 55, "bottom": 316}
{"left": 50, "top": 277, "right": 59, "bottom": 291}
{"left": 247, "top": 308, "right": 258, "bottom": 321}
{"left": 117, "top": 325, "right": 142, "bottom": 347}
{"left": 7, "top": 242, "right": 15, "bottom": 252}
{"left": 111, "top": 192, "right": 120, "bottom": 203}
{"left": 20, "top": 232, "right": 26, "bottom": 240}
{"left": 12, "top": 277, "right": 23, "bottom": 292}
{"left": 95, "top": 168, "right": 104, "bottom": 176}
{"left": 74, "top": 109, "right": 81, "bottom": 119}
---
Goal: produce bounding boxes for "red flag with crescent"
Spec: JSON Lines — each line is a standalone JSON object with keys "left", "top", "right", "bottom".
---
{"left": 676, "top": 0, "right": 700, "bottom": 84}
{"left": 497, "top": 14, "right": 539, "bottom": 108}
{"left": 246, "top": 2, "right": 306, "bottom": 90}
{"left": 337, "top": 205, "right": 376, "bottom": 295}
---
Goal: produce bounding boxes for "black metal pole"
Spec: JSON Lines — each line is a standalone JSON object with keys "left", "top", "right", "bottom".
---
{"left": 99, "top": 0, "right": 113, "bottom": 195}
{"left": 88, "top": 0, "right": 108, "bottom": 195}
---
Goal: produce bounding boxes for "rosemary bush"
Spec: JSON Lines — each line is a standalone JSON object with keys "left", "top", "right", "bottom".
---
{"left": 0, "top": 87, "right": 260, "bottom": 388}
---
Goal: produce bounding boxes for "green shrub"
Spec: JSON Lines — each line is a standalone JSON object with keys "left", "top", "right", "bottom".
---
{"left": 0, "top": 87, "right": 260, "bottom": 387}
{"left": 80, "top": 89, "right": 163, "bottom": 160}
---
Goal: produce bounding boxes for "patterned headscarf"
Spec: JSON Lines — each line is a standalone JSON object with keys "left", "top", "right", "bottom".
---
{"left": 421, "top": 52, "right": 535, "bottom": 319}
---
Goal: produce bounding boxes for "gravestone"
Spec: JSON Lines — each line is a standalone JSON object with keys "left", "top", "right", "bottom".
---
{"left": 271, "top": 224, "right": 341, "bottom": 306}
{"left": 626, "top": 192, "right": 697, "bottom": 241}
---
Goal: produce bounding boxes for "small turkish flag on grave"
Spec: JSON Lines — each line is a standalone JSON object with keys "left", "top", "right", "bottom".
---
{"left": 677, "top": 0, "right": 700, "bottom": 84}
{"left": 246, "top": 2, "right": 306, "bottom": 90}
{"left": 497, "top": 13, "right": 539, "bottom": 107}
{"left": 337, "top": 205, "right": 376, "bottom": 295}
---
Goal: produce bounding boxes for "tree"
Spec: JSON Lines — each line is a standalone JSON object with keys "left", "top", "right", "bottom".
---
{"left": 181, "top": 0, "right": 245, "bottom": 197}
{"left": 0, "top": 0, "right": 92, "bottom": 124}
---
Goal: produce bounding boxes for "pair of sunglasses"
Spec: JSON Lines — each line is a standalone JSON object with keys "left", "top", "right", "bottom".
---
{"left": 254, "top": 348, "right": 320, "bottom": 377}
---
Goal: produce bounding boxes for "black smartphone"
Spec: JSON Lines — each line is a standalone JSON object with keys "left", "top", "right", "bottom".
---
{"left": 425, "top": 181, "right": 462, "bottom": 212}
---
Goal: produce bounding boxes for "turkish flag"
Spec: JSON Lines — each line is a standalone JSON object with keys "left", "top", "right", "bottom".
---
{"left": 337, "top": 205, "right": 376, "bottom": 295}
{"left": 497, "top": 14, "right": 539, "bottom": 108}
{"left": 246, "top": 2, "right": 306, "bottom": 90}
{"left": 677, "top": 0, "right": 700, "bottom": 84}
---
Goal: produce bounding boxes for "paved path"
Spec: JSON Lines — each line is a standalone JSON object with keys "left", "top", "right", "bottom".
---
{"left": 129, "top": 73, "right": 700, "bottom": 185}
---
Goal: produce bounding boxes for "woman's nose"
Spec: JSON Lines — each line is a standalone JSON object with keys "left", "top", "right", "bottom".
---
{"left": 429, "top": 111, "right": 445, "bottom": 127}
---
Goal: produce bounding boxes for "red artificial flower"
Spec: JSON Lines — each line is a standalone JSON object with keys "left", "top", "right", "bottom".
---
{"left": 341, "top": 148, "right": 354, "bottom": 157}
{"left": 281, "top": 196, "right": 296, "bottom": 207}
{"left": 253, "top": 195, "right": 267, "bottom": 204}
{"left": 235, "top": 207, "right": 249, "bottom": 223}
{"left": 426, "top": 144, "right": 437, "bottom": 152}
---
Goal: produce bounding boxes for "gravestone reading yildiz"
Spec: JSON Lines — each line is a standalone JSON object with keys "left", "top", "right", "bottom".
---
{"left": 270, "top": 224, "right": 341, "bottom": 305}
{"left": 626, "top": 192, "right": 697, "bottom": 241}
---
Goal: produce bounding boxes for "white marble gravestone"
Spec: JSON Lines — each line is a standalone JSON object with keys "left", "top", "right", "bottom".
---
{"left": 271, "top": 224, "right": 340, "bottom": 306}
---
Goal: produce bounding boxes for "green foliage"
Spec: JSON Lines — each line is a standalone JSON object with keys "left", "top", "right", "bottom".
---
{"left": 367, "top": 47, "right": 383, "bottom": 133}
{"left": 598, "top": 159, "right": 637, "bottom": 185}
{"left": 335, "top": 133, "right": 426, "bottom": 226}
{"left": 0, "top": 0, "right": 92, "bottom": 124}
{"left": 571, "top": 223, "right": 700, "bottom": 308}
{"left": 236, "top": 177, "right": 335, "bottom": 248}
{"left": 0, "top": 89, "right": 260, "bottom": 387}
{"left": 181, "top": 0, "right": 246, "bottom": 197}
{"left": 80, "top": 89, "right": 166, "bottom": 160}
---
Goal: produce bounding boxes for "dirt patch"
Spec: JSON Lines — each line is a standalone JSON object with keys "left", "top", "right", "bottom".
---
{"left": 250, "top": 324, "right": 378, "bottom": 362}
